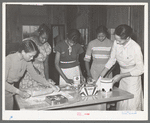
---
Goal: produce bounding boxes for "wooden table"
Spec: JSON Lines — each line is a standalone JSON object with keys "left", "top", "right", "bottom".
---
{"left": 15, "top": 87, "right": 134, "bottom": 110}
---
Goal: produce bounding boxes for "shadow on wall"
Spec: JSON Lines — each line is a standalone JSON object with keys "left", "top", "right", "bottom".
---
{"left": 6, "top": 43, "right": 20, "bottom": 56}
{"left": 131, "top": 32, "right": 137, "bottom": 42}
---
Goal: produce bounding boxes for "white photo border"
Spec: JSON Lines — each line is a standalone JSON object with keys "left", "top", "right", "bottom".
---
{"left": 2, "top": 2, "right": 148, "bottom": 120}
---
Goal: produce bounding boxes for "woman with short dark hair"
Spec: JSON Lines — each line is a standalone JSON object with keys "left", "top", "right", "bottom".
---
{"left": 100, "top": 24, "right": 144, "bottom": 110}
{"left": 5, "top": 39, "right": 57, "bottom": 110}
{"left": 55, "top": 29, "right": 84, "bottom": 87}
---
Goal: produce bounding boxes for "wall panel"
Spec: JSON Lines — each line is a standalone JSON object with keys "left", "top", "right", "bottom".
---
{"left": 130, "top": 6, "right": 144, "bottom": 53}
{"left": 89, "top": 6, "right": 107, "bottom": 41}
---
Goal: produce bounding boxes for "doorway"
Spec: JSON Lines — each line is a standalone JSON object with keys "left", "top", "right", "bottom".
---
{"left": 49, "top": 25, "right": 65, "bottom": 85}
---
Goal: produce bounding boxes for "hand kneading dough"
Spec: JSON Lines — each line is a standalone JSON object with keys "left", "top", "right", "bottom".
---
{"left": 26, "top": 85, "right": 54, "bottom": 97}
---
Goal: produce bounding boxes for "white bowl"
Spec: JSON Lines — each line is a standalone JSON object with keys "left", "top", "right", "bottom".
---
{"left": 100, "top": 78, "right": 113, "bottom": 93}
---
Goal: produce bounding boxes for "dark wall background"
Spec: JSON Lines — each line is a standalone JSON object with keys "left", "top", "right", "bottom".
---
{"left": 6, "top": 5, "right": 144, "bottom": 87}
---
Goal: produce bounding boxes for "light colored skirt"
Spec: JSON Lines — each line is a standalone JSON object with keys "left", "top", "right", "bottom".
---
{"left": 116, "top": 76, "right": 144, "bottom": 111}
{"left": 59, "top": 66, "right": 80, "bottom": 86}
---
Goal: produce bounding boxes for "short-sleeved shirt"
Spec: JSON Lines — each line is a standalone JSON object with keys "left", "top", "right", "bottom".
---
{"left": 84, "top": 38, "right": 113, "bottom": 64}
{"left": 30, "top": 37, "right": 51, "bottom": 62}
{"left": 55, "top": 40, "right": 84, "bottom": 68}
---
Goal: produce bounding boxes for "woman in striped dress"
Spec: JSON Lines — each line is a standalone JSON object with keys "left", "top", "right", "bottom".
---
{"left": 84, "top": 25, "right": 113, "bottom": 82}
{"left": 84, "top": 25, "right": 113, "bottom": 110}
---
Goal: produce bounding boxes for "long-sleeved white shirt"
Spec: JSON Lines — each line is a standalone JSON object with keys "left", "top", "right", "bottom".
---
{"left": 105, "top": 38, "right": 144, "bottom": 76}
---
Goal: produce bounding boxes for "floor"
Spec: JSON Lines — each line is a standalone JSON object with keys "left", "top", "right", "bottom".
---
{"left": 107, "top": 105, "right": 116, "bottom": 110}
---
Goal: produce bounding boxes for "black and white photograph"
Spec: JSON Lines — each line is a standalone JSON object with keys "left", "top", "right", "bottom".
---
{"left": 2, "top": 2, "right": 148, "bottom": 120}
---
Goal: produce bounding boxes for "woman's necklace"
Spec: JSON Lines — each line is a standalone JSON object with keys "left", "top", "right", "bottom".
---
{"left": 65, "top": 40, "right": 72, "bottom": 55}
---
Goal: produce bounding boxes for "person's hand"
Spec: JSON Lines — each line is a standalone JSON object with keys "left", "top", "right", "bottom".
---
{"left": 80, "top": 76, "right": 86, "bottom": 84}
{"left": 43, "top": 81, "right": 52, "bottom": 87}
{"left": 48, "top": 79, "right": 56, "bottom": 85}
{"left": 87, "top": 76, "right": 94, "bottom": 84}
{"left": 42, "top": 79, "right": 56, "bottom": 87}
{"left": 112, "top": 74, "right": 122, "bottom": 84}
{"left": 18, "top": 90, "right": 31, "bottom": 99}
{"left": 51, "top": 85, "right": 60, "bottom": 92}
{"left": 65, "top": 79, "right": 74, "bottom": 85}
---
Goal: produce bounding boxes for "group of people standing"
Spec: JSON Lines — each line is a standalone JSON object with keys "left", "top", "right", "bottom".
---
{"left": 5, "top": 23, "right": 144, "bottom": 111}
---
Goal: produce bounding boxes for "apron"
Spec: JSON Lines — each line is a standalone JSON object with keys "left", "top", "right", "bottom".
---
{"left": 59, "top": 66, "right": 80, "bottom": 86}
{"left": 116, "top": 66, "right": 144, "bottom": 110}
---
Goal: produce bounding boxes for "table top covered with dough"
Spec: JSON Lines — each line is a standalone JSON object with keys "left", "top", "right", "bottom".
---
{"left": 15, "top": 85, "right": 134, "bottom": 110}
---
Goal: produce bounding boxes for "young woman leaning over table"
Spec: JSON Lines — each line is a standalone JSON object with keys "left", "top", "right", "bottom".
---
{"left": 55, "top": 29, "right": 84, "bottom": 87}
{"left": 100, "top": 24, "right": 144, "bottom": 111}
{"left": 19, "top": 24, "right": 55, "bottom": 90}
{"left": 5, "top": 39, "right": 58, "bottom": 110}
